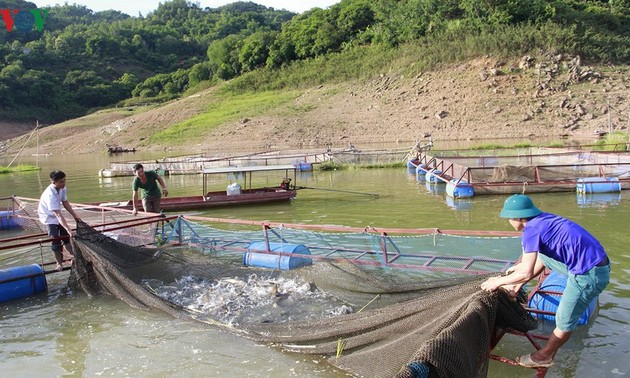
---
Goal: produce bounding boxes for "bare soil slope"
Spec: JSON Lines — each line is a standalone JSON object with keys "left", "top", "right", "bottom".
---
{"left": 2, "top": 55, "right": 628, "bottom": 156}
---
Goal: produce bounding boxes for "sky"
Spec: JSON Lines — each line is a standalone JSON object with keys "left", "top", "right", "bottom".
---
{"left": 30, "top": 0, "right": 342, "bottom": 16}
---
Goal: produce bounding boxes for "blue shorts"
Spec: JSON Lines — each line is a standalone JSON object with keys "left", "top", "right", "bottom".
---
{"left": 538, "top": 254, "right": 610, "bottom": 331}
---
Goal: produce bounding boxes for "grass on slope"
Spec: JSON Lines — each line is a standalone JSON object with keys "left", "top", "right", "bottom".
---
{"left": 149, "top": 90, "right": 300, "bottom": 144}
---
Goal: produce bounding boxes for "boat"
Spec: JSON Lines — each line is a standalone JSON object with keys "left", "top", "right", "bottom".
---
{"left": 89, "top": 164, "right": 298, "bottom": 211}
{"left": 107, "top": 146, "right": 136, "bottom": 154}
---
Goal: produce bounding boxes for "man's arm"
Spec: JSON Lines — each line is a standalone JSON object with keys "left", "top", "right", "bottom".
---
{"left": 132, "top": 190, "right": 139, "bottom": 215}
{"left": 53, "top": 209, "right": 74, "bottom": 237}
{"left": 481, "top": 252, "right": 541, "bottom": 291}
{"left": 157, "top": 176, "right": 168, "bottom": 197}
{"left": 62, "top": 200, "right": 80, "bottom": 221}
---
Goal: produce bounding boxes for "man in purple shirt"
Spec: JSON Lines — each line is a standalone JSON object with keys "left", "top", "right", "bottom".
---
{"left": 481, "top": 194, "right": 610, "bottom": 368}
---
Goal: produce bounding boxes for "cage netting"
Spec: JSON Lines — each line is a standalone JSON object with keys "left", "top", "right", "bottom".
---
{"left": 69, "top": 220, "right": 537, "bottom": 378}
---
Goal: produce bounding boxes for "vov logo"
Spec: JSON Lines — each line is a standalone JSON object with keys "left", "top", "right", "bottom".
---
{"left": 0, "top": 8, "right": 49, "bottom": 32}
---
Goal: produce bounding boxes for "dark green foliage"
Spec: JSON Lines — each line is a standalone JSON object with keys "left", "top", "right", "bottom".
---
{"left": 207, "top": 34, "right": 243, "bottom": 80}
{"left": 0, "top": 0, "right": 294, "bottom": 122}
{"left": 187, "top": 62, "right": 213, "bottom": 87}
{"left": 239, "top": 30, "right": 277, "bottom": 72}
{"left": 0, "top": 0, "right": 628, "bottom": 124}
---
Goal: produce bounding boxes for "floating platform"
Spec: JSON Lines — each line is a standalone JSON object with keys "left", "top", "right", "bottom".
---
{"left": 413, "top": 147, "right": 630, "bottom": 196}
{"left": 97, "top": 149, "right": 336, "bottom": 177}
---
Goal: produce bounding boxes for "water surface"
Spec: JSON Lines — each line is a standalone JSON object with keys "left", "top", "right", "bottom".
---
{"left": 1, "top": 152, "right": 628, "bottom": 377}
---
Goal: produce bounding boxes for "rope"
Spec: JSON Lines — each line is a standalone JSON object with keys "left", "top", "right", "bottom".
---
{"left": 297, "top": 186, "right": 380, "bottom": 198}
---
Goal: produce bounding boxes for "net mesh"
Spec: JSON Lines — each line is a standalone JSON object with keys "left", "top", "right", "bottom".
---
{"left": 330, "top": 148, "right": 409, "bottom": 165}
{"left": 69, "top": 219, "right": 537, "bottom": 377}
{"left": 420, "top": 149, "right": 630, "bottom": 194}
{"left": 1, "top": 196, "right": 46, "bottom": 234}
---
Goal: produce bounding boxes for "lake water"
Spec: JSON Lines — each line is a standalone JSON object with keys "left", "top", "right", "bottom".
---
{"left": 1, "top": 152, "right": 628, "bottom": 377}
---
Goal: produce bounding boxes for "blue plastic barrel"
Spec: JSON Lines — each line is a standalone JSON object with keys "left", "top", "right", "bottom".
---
{"left": 446, "top": 179, "right": 475, "bottom": 198}
{"left": 415, "top": 164, "right": 428, "bottom": 175}
{"left": 0, "top": 210, "right": 21, "bottom": 230}
{"left": 427, "top": 169, "right": 443, "bottom": 184}
{"left": 576, "top": 177, "right": 621, "bottom": 194}
{"left": 244, "top": 242, "right": 312, "bottom": 270}
{"left": 0, "top": 264, "right": 48, "bottom": 303}
{"left": 295, "top": 162, "right": 313, "bottom": 172}
{"left": 528, "top": 270, "right": 597, "bottom": 326}
{"left": 415, "top": 164, "right": 428, "bottom": 182}
{"left": 407, "top": 159, "right": 419, "bottom": 169}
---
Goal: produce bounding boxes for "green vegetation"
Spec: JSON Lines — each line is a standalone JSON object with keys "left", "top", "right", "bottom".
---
{"left": 468, "top": 143, "right": 534, "bottom": 150}
{"left": 1, "top": 0, "right": 629, "bottom": 125}
{"left": 451, "top": 135, "right": 630, "bottom": 153}
{"left": 545, "top": 142, "right": 567, "bottom": 148}
{"left": 317, "top": 161, "right": 404, "bottom": 171}
{"left": 148, "top": 90, "right": 299, "bottom": 144}
{"left": 591, "top": 132, "right": 630, "bottom": 151}
{"left": 319, "top": 161, "right": 346, "bottom": 171}
{"left": 358, "top": 162, "right": 406, "bottom": 169}
{"left": 0, "top": 164, "right": 40, "bottom": 174}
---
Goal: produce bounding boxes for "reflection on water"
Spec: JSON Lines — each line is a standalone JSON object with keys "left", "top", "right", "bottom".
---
{"left": 577, "top": 192, "right": 622, "bottom": 208}
{"left": 1, "top": 153, "right": 629, "bottom": 377}
{"left": 445, "top": 196, "right": 474, "bottom": 211}
{"left": 424, "top": 181, "right": 446, "bottom": 196}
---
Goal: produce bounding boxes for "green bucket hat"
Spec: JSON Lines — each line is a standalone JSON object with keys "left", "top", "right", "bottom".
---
{"left": 499, "top": 194, "right": 542, "bottom": 219}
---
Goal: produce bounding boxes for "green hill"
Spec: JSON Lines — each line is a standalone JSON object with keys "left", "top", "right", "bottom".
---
{"left": 1, "top": 0, "right": 629, "bottom": 154}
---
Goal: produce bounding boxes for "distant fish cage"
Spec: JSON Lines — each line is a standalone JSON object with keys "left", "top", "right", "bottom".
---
{"left": 328, "top": 147, "right": 409, "bottom": 165}
{"left": 411, "top": 147, "right": 630, "bottom": 196}
{"left": 98, "top": 149, "right": 337, "bottom": 177}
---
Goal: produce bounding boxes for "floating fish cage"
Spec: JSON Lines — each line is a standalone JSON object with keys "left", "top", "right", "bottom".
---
{"left": 329, "top": 147, "right": 410, "bottom": 165}
{"left": 413, "top": 147, "right": 630, "bottom": 196}
{"left": 0, "top": 195, "right": 167, "bottom": 302}
{"left": 0, "top": 200, "right": 599, "bottom": 377}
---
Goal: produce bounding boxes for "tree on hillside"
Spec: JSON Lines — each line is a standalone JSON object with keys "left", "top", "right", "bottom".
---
{"left": 239, "top": 30, "right": 277, "bottom": 72}
{"left": 1, "top": 0, "right": 629, "bottom": 124}
{"left": 188, "top": 62, "right": 212, "bottom": 87}
{"left": 207, "top": 34, "right": 243, "bottom": 80}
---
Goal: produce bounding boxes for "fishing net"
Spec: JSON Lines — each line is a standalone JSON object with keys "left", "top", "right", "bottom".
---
{"left": 1, "top": 196, "right": 46, "bottom": 234}
{"left": 69, "top": 219, "right": 537, "bottom": 377}
{"left": 419, "top": 149, "right": 630, "bottom": 194}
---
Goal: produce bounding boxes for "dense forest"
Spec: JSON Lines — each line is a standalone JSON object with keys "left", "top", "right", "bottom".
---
{"left": 1, "top": 0, "right": 628, "bottom": 124}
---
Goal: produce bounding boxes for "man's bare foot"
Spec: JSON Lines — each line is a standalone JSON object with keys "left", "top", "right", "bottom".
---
{"left": 54, "top": 264, "right": 63, "bottom": 272}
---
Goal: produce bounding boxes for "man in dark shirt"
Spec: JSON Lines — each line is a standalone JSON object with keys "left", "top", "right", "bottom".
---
{"left": 131, "top": 163, "right": 168, "bottom": 215}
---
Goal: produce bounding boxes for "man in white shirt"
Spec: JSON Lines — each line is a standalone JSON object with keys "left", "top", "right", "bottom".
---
{"left": 38, "top": 170, "right": 81, "bottom": 271}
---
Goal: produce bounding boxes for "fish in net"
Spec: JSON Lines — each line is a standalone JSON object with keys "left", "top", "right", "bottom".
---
{"left": 69, "top": 220, "right": 537, "bottom": 377}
